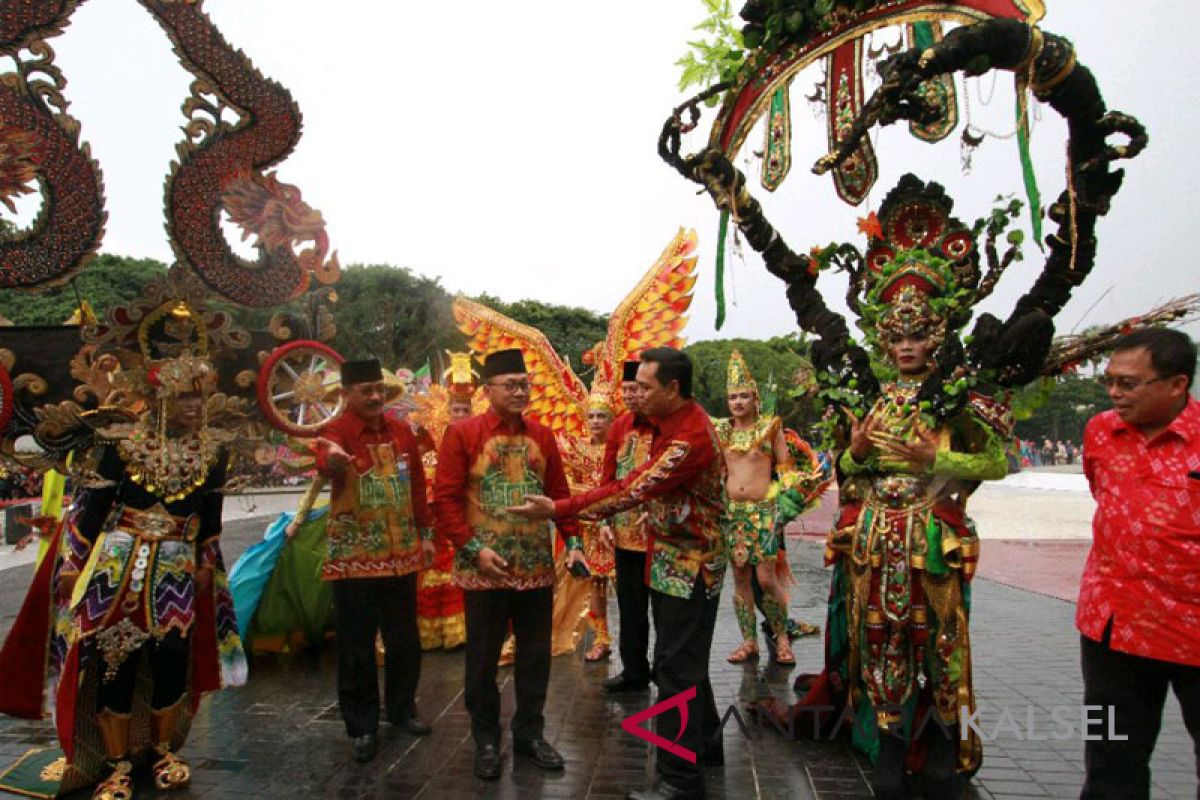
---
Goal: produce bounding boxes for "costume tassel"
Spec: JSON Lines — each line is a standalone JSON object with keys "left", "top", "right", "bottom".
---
{"left": 1016, "top": 82, "right": 1044, "bottom": 250}
{"left": 714, "top": 210, "right": 730, "bottom": 330}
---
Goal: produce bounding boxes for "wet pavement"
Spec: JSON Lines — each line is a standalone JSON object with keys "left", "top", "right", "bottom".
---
{"left": 1, "top": 514, "right": 1195, "bottom": 799}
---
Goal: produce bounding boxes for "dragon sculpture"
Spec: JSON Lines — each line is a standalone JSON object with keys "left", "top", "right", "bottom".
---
{"left": 452, "top": 228, "right": 699, "bottom": 444}
{"left": 138, "top": 0, "right": 338, "bottom": 306}
{"left": 0, "top": 0, "right": 337, "bottom": 306}
{"left": 0, "top": 0, "right": 106, "bottom": 290}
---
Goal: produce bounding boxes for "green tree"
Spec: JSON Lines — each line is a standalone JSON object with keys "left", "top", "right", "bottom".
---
{"left": 473, "top": 294, "right": 609, "bottom": 377}
{"left": 684, "top": 334, "right": 819, "bottom": 434}
{"left": 329, "top": 264, "right": 461, "bottom": 370}
{"left": 0, "top": 253, "right": 168, "bottom": 325}
{"left": 1013, "top": 373, "right": 1109, "bottom": 444}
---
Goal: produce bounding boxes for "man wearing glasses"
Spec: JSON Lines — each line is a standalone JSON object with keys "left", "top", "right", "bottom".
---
{"left": 433, "top": 348, "right": 586, "bottom": 781}
{"left": 1078, "top": 327, "right": 1200, "bottom": 799}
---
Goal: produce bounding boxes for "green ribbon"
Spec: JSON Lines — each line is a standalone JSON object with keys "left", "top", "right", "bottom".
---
{"left": 1016, "top": 90, "right": 1044, "bottom": 250}
{"left": 715, "top": 209, "right": 730, "bottom": 330}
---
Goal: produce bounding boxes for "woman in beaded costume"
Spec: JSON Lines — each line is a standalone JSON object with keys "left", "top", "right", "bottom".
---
{"left": 0, "top": 340, "right": 248, "bottom": 800}
{"left": 558, "top": 381, "right": 617, "bottom": 661}
{"left": 715, "top": 349, "right": 824, "bottom": 666}
{"left": 831, "top": 259, "right": 1009, "bottom": 798}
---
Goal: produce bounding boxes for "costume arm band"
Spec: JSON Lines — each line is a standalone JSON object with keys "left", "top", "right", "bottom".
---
{"left": 930, "top": 430, "right": 1008, "bottom": 481}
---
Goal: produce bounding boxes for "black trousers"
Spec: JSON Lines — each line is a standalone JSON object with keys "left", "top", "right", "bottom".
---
{"left": 650, "top": 578, "right": 721, "bottom": 791}
{"left": 614, "top": 547, "right": 652, "bottom": 683}
{"left": 463, "top": 586, "right": 553, "bottom": 746}
{"left": 1080, "top": 625, "right": 1200, "bottom": 800}
{"left": 97, "top": 630, "right": 189, "bottom": 714}
{"left": 332, "top": 573, "right": 421, "bottom": 738}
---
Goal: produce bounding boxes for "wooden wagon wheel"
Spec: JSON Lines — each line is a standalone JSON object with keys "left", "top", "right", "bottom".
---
{"left": 256, "top": 340, "right": 344, "bottom": 437}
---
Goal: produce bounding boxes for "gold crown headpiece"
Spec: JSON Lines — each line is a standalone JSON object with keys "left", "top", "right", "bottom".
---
{"left": 443, "top": 351, "right": 478, "bottom": 398}
{"left": 726, "top": 348, "right": 757, "bottom": 394}
{"left": 585, "top": 376, "right": 615, "bottom": 415}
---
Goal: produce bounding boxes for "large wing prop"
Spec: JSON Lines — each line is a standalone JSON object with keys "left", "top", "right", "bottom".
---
{"left": 595, "top": 228, "right": 699, "bottom": 394}
{"left": 452, "top": 297, "right": 588, "bottom": 441}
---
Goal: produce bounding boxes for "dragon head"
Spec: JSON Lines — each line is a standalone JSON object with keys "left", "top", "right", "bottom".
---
{"left": 221, "top": 171, "right": 340, "bottom": 289}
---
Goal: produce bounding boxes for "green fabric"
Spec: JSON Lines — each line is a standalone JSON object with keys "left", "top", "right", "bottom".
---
{"left": 912, "top": 21, "right": 935, "bottom": 49}
{"left": 925, "top": 515, "right": 949, "bottom": 577}
{"left": 930, "top": 427, "right": 1007, "bottom": 480}
{"left": 1016, "top": 90, "right": 1044, "bottom": 250}
{"left": 838, "top": 447, "right": 873, "bottom": 476}
{"left": 249, "top": 505, "right": 334, "bottom": 651}
{"left": 714, "top": 210, "right": 730, "bottom": 330}
{"left": 0, "top": 747, "right": 63, "bottom": 798}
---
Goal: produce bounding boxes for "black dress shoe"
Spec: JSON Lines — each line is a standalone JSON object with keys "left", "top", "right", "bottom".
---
{"left": 474, "top": 743, "right": 502, "bottom": 780}
{"left": 513, "top": 737, "right": 564, "bottom": 770}
{"left": 351, "top": 733, "right": 377, "bottom": 764}
{"left": 625, "top": 780, "right": 706, "bottom": 800}
{"left": 392, "top": 713, "right": 432, "bottom": 736}
{"left": 603, "top": 672, "right": 650, "bottom": 693}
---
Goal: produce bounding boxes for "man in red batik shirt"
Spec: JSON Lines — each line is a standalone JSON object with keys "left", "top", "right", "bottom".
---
{"left": 511, "top": 347, "right": 728, "bottom": 800}
{"left": 599, "top": 359, "right": 656, "bottom": 694}
{"left": 315, "top": 358, "right": 437, "bottom": 764}
{"left": 433, "top": 348, "right": 585, "bottom": 781}
{"left": 1078, "top": 328, "right": 1200, "bottom": 799}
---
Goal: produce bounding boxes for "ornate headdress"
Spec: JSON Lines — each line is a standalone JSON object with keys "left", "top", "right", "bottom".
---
{"left": 726, "top": 348, "right": 757, "bottom": 394}
{"left": 585, "top": 377, "right": 615, "bottom": 416}
{"left": 853, "top": 175, "right": 979, "bottom": 361}
{"left": 442, "top": 351, "right": 478, "bottom": 399}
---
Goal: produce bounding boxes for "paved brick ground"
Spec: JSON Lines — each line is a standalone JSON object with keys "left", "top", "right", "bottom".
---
{"left": 1, "top": 517, "right": 1194, "bottom": 799}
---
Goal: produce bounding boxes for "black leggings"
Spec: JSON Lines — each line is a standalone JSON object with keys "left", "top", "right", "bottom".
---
{"left": 96, "top": 630, "right": 189, "bottom": 714}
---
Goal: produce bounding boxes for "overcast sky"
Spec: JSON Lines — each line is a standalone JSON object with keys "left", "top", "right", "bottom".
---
{"left": 9, "top": 0, "right": 1198, "bottom": 346}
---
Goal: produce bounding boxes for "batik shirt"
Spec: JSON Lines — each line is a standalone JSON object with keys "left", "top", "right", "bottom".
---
{"left": 556, "top": 400, "right": 728, "bottom": 600}
{"left": 1078, "top": 398, "right": 1200, "bottom": 667}
{"left": 434, "top": 409, "right": 581, "bottom": 591}
{"left": 601, "top": 411, "right": 654, "bottom": 552}
{"left": 316, "top": 411, "right": 434, "bottom": 580}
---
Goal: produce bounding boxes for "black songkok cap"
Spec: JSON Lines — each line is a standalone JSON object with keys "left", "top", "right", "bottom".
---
{"left": 622, "top": 360, "right": 640, "bottom": 382}
{"left": 340, "top": 358, "right": 384, "bottom": 386}
{"left": 480, "top": 348, "right": 527, "bottom": 380}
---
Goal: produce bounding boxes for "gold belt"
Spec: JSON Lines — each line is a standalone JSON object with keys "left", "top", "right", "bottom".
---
{"left": 111, "top": 507, "right": 196, "bottom": 541}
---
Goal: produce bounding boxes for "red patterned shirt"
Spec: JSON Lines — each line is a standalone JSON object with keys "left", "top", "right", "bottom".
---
{"left": 434, "top": 409, "right": 580, "bottom": 591}
{"left": 316, "top": 411, "right": 434, "bottom": 580}
{"left": 555, "top": 400, "right": 727, "bottom": 600}
{"left": 1078, "top": 397, "right": 1200, "bottom": 666}
{"left": 602, "top": 411, "right": 655, "bottom": 553}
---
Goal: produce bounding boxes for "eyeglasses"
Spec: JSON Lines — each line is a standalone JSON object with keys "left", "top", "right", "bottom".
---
{"left": 487, "top": 380, "right": 532, "bottom": 394}
{"left": 1096, "top": 375, "right": 1170, "bottom": 392}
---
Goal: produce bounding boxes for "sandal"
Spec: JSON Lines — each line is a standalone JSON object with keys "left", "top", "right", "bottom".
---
{"left": 726, "top": 640, "right": 759, "bottom": 663}
{"left": 791, "top": 620, "right": 820, "bottom": 639}
{"left": 585, "top": 642, "right": 611, "bottom": 662}
{"left": 775, "top": 637, "right": 796, "bottom": 666}
{"left": 93, "top": 761, "right": 134, "bottom": 800}
{"left": 152, "top": 747, "right": 191, "bottom": 791}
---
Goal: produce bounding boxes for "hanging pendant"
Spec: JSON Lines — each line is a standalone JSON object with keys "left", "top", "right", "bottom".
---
{"left": 761, "top": 83, "right": 793, "bottom": 192}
